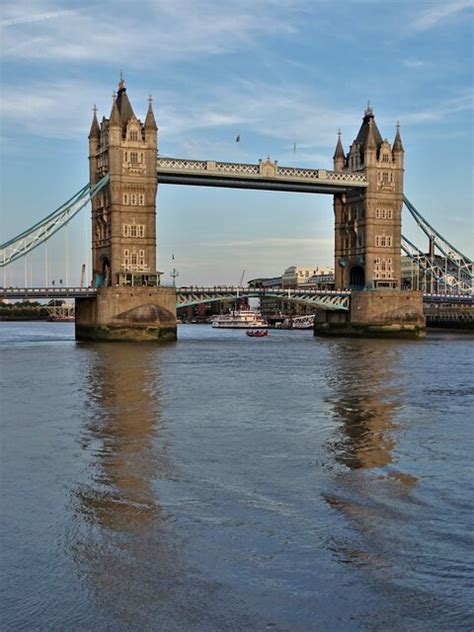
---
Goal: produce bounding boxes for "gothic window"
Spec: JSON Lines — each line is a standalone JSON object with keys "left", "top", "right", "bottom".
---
{"left": 140, "top": 153, "right": 144, "bottom": 163}
{"left": 375, "top": 235, "right": 393, "bottom": 247}
{"left": 388, "top": 209, "right": 393, "bottom": 219}
{"left": 382, "top": 153, "right": 389, "bottom": 163}
{"left": 131, "top": 194, "right": 137, "bottom": 206}
{"left": 131, "top": 252, "right": 137, "bottom": 266}
{"left": 123, "top": 223, "right": 145, "bottom": 238}
{"left": 123, "top": 193, "right": 129, "bottom": 205}
{"left": 129, "top": 130, "right": 138, "bottom": 141}
{"left": 382, "top": 172, "right": 389, "bottom": 184}
{"left": 130, "top": 152, "right": 138, "bottom": 163}
{"left": 139, "top": 193, "right": 145, "bottom": 206}
{"left": 124, "top": 151, "right": 128, "bottom": 162}
{"left": 376, "top": 208, "right": 380, "bottom": 218}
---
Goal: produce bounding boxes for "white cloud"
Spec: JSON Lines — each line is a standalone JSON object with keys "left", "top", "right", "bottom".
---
{"left": 1, "top": 0, "right": 296, "bottom": 64}
{"left": 1, "top": 8, "right": 78, "bottom": 27}
{"left": 399, "top": 89, "right": 474, "bottom": 124}
{"left": 410, "top": 0, "right": 474, "bottom": 32}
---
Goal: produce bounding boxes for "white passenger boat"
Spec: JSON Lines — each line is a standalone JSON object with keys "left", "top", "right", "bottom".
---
{"left": 211, "top": 308, "right": 268, "bottom": 329}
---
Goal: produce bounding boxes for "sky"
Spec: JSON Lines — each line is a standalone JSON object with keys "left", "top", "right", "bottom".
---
{"left": 1, "top": 0, "right": 473, "bottom": 286}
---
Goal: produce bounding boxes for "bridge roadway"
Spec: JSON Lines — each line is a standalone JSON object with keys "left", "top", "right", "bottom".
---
{"left": 1, "top": 287, "right": 472, "bottom": 308}
{"left": 156, "top": 157, "right": 368, "bottom": 194}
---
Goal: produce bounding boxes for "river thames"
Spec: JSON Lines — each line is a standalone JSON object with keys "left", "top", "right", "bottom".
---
{"left": 1, "top": 322, "right": 473, "bottom": 631}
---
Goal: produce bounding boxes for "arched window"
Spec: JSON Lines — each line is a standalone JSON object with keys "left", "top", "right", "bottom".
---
{"left": 129, "top": 130, "right": 138, "bottom": 141}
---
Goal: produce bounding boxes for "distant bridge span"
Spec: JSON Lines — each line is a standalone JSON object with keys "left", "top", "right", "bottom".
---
{"left": 1, "top": 287, "right": 472, "bottom": 309}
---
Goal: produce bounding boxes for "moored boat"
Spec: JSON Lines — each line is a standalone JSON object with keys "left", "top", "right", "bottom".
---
{"left": 211, "top": 308, "right": 268, "bottom": 329}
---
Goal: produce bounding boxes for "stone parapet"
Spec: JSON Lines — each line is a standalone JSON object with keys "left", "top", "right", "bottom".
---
{"left": 75, "top": 286, "right": 177, "bottom": 342}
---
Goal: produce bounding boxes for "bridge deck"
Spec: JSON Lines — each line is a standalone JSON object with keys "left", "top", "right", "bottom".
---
{"left": 1, "top": 287, "right": 471, "bottom": 305}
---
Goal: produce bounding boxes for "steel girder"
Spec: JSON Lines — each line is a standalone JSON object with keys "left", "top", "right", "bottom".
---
{"left": 0, "top": 175, "right": 110, "bottom": 268}
{"left": 176, "top": 288, "right": 351, "bottom": 311}
{"left": 403, "top": 196, "right": 473, "bottom": 294}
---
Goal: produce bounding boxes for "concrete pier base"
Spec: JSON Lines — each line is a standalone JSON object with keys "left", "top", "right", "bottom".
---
{"left": 75, "top": 286, "right": 177, "bottom": 342}
{"left": 314, "top": 290, "right": 426, "bottom": 339}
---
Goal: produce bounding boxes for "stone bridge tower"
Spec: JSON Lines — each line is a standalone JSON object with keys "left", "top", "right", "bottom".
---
{"left": 88, "top": 78, "right": 158, "bottom": 288}
{"left": 76, "top": 79, "right": 177, "bottom": 342}
{"left": 315, "top": 105, "right": 425, "bottom": 338}
{"left": 333, "top": 105, "right": 404, "bottom": 290}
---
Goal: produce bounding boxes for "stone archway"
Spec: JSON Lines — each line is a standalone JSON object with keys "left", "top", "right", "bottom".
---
{"left": 349, "top": 265, "right": 365, "bottom": 290}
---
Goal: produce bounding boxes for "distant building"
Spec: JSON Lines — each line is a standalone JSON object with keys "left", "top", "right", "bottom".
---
{"left": 247, "top": 276, "right": 282, "bottom": 289}
{"left": 282, "top": 266, "right": 327, "bottom": 287}
{"left": 303, "top": 267, "right": 335, "bottom": 289}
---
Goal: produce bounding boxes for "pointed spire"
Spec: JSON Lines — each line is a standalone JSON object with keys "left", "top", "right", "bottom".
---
{"left": 333, "top": 129, "right": 345, "bottom": 159}
{"left": 118, "top": 69, "right": 125, "bottom": 91}
{"left": 145, "top": 94, "right": 158, "bottom": 131}
{"left": 88, "top": 104, "right": 100, "bottom": 139}
{"left": 109, "top": 97, "right": 121, "bottom": 128}
{"left": 364, "top": 118, "right": 377, "bottom": 151}
{"left": 393, "top": 121, "right": 404, "bottom": 152}
{"left": 114, "top": 73, "right": 135, "bottom": 126}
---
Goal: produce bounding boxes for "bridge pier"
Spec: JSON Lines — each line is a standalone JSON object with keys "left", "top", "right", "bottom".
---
{"left": 75, "top": 286, "right": 177, "bottom": 342}
{"left": 314, "top": 290, "right": 426, "bottom": 339}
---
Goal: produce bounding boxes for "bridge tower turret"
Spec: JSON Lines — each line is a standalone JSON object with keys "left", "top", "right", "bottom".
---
{"left": 89, "top": 78, "right": 159, "bottom": 288}
{"left": 333, "top": 105, "right": 404, "bottom": 291}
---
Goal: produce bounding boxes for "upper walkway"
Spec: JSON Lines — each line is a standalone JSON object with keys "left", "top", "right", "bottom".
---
{"left": 156, "top": 157, "right": 368, "bottom": 194}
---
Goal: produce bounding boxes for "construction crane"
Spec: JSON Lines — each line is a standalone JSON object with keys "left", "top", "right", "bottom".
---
{"left": 238, "top": 269, "right": 245, "bottom": 287}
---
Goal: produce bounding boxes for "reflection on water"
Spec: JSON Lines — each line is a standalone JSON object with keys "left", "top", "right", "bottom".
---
{"left": 69, "top": 343, "right": 179, "bottom": 628}
{"left": 74, "top": 344, "right": 164, "bottom": 530}
{"left": 322, "top": 340, "right": 418, "bottom": 575}
{"left": 325, "top": 341, "right": 403, "bottom": 470}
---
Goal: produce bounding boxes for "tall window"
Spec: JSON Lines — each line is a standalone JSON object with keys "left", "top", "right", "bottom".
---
{"left": 130, "top": 152, "right": 138, "bottom": 163}
{"left": 129, "top": 130, "right": 138, "bottom": 141}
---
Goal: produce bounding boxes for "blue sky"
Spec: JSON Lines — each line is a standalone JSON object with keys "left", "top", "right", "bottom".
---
{"left": 1, "top": 0, "right": 473, "bottom": 286}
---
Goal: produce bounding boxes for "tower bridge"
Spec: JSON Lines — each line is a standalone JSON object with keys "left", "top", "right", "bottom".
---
{"left": 1, "top": 78, "right": 472, "bottom": 340}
